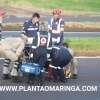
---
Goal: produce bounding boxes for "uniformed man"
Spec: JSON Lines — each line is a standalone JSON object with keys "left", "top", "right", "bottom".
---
{"left": 48, "top": 9, "right": 65, "bottom": 45}
{"left": 21, "top": 12, "right": 40, "bottom": 48}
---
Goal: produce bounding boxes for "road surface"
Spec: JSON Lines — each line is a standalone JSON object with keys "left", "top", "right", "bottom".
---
{"left": 3, "top": 15, "right": 100, "bottom": 23}
{"left": 0, "top": 58, "right": 100, "bottom": 99}
{"left": 0, "top": 31, "right": 100, "bottom": 99}
{"left": 1, "top": 31, "right": 100, "bottom": 38}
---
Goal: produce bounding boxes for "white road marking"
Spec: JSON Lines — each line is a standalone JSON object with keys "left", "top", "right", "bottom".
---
{"left": 75, "top": 56, "right": 100, "bottom": 58}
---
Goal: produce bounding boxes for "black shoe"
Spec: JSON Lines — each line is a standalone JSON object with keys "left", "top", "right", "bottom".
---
{"left": 11, "top": 76, "right": 19, "bottom": 83}
{"left": 71, "top": 74, "right": 78, "bottom": 79}
{"left": 38, "top": 81, "right": 43, "bottom": 86}
{"left": 2, "top": 74, "right": 11, "bottom": 80}
{"left": 27, "top": 77, "right": 34, "bottom": 85}
{"left": 60, "top": 79, "right": 68, "bottom": 83}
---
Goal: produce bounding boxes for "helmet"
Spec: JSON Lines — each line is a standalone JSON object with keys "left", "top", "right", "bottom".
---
{"left": 0, "top": 11, "right": 5, "bottom": 18}
{"left": 53, "top": 9, "right": 61, "bottom": 15}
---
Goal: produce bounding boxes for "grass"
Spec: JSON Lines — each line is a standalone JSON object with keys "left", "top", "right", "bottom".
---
{"left": 0, "top": 0, "right": 100, "bottom": 12}
{"left": 65, "top": 37, "right": 100, "bottom": 52}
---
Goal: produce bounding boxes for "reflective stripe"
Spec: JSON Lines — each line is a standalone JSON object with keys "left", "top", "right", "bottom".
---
{"left": 33, "top": 63, "right": 39, "bottom": 66}
{"left": 50, "top": 18, "right": 62, "bottom": 31}
{"left": 50, "top": 18, "right": 53, "bottom": 30}
{"left": 49, "top": 65, "right": 62, "bottom": 69}
{"left": 47, "top": 54, "right": 50, "bottom": 58}
{"left": 41, "top": 70, "right": 44, "bottom": 73}
{"left": 4, "top": 59, "right": 10, "bottom": 62}
{"left": 52, "top": 38, "right": 57, "bottom": 42}
{"left": 4, "top": 64, "right": 9, "bottom": 67}
{"left": 27, "top": 38, "right": 33, "bottom": 44}
{"left": 47, "top": 32, "right": 51, "bottom": 48}
{"left": 47, "top": 47, "right": 52, "bottom": 50}
{"left": 57, "top": 18, "right": 62, "bottom": 31}
{"left": 37, "top": 32, "right": 40, "bottom": 47}
{"left": 27, "top": 28, "right": 38, "bottom": 31}
{"left": 52, "top": 46, "right": 60, "bottom": 50}
{"left": 30, "top": 54, "right": 33, "bottom": 58}
{"left": 61, "top": 24, "right": 64, "bottom": 27}
{"left": 52, "top": 37, "right": 60, "bottom": 43}
{"left": 32, "top": 45, "right": 37, "bottom": 49}
{"left": 48, "top": 25, "right": 52, "bottom": 30}
{"left": 21, "top": 30, "right": 25, "bottom": 33}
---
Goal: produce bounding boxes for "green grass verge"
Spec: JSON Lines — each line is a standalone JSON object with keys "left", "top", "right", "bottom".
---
{"left": 64, "top": 37, "right": 100, "bottom": 52}
{"left": 0, "top": 0, "right": 100, "bottom": 12}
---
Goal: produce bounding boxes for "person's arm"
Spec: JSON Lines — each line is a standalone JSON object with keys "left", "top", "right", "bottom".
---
{"left": 48, "top": 19, "right": 52, "bottom": 33}
{"left": 21, "top": 22, "right": 28, "bottom": 43}
{"left": 21, "top": 34, "right": 28, "bottom": 43}
{"left": 52, "top": 30, "right": 60, "bottom": 34}
{"left": 60, "top": 20, "right": 64, "bottom": 32}
{"left": 16, "top": 39, "right": 25, "bottom": 57}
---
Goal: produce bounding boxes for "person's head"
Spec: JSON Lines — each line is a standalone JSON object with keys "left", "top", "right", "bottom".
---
{"left": 63, "top": 42, "right": 69, "bottom": 48}
{"left": 32, "top": 12, "right": 40, "bottom": 24}
{"left": 52, "top": 9, "right": 61, "bottom": 20}
{"left": 39, "top": 22, "right": 47, "bottom": 32}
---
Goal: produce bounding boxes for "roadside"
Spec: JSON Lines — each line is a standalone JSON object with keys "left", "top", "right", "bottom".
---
{"left": 0, "top": 6, "right": 100, "bottom": 31}
{"left": 0, "top": 5, "right": 100, "bottom": 56}
{"left": 65, "top": 38, "right": 100, "bottom": 56}
{"left": 2, "top": 22, "right": 100, "bottom": 32}
{"left": 1, "top": 0, "right": 100, "bottom": 16}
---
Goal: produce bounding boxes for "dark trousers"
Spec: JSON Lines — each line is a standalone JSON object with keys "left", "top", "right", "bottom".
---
{"left": 33, "top": 46, "right": 47, "bottom": 68}
{"left": 52, "top": 68, "right": 65, "bottom": 82}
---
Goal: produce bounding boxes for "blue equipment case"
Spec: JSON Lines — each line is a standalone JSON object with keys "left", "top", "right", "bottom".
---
{"left": 20, "top": 63, "right": 41, "bottom": 75}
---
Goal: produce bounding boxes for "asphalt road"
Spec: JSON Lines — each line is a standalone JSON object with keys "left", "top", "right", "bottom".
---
{"left": 3, "top": 15, "right": 100, "bottom": 23}
{"left": 0, "top": 58, "right": 100, "bottom": 99}
{"left": 0, "top": 31, "right": 100, "bottom": 99}
{"left": 2, "top": 31, "right": 100, "bottom": 38}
